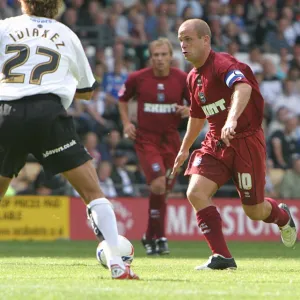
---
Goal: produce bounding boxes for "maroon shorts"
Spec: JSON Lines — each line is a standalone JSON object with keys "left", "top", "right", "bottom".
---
{"left": 185, "top": 128, "right": 266, "bottom": 205}
{"left": 135, "top": 130, "right": 180, "bottom": 184}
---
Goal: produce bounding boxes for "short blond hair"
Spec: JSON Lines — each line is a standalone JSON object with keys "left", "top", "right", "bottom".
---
{"left": 149, "top": 38, "right": 173, "bottom": 56}
{"left": 21, "top": 0, "right": 62, "bottom": 19}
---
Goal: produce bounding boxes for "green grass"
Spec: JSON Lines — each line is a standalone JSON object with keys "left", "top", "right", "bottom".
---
{"left": 0, "top": 241, "right": 299, "bottom": 300}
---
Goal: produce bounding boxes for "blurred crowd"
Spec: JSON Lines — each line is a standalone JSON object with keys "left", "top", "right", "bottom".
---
{"left": 3, "top": 0, "right": 300, "bottom": 199}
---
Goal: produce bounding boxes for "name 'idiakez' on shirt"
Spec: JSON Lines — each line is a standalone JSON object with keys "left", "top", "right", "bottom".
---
{"left": 8, "top": 28, "right": 65, "bottom": 50}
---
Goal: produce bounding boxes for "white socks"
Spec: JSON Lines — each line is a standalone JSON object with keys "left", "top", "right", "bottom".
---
{"left": 88, "top": 198, "right": 124, "bottom": 269}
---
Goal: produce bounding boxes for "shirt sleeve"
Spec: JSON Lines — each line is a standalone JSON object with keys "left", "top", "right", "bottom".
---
{"left": 118, "top": 73, "right": 136, "bottom": 102}
{"left": 216, "top": 60, "right": 250, "bottom": 89}
{"left": 70, "top": 32, "right": 97, "bottom": 92}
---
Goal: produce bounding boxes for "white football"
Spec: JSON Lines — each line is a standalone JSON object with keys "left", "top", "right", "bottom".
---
{"left": 96, "top": 235, "right": 134, "bottom": 268}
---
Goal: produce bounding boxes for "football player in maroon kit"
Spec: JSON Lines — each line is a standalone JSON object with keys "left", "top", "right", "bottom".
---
{"left": 172, "top": 19, "right": 297, "bottom": 270}
{"left": 118, "top": 38, "right": 190, "bottom": 255}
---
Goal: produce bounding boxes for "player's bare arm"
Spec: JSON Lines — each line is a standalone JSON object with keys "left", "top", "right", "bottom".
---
{"left": 221, "top": 83, "right": 252, "bottom": 146}
{"left": 172, "top": 117, "right": 205, "bottom": 175}
{"left": 118, "top": 101, "right": 136, "bottom": 140}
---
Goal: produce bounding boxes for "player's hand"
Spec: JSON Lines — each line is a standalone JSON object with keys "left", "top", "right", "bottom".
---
{"left": 124, "top": 123, "right": 136, "bottom": 140}
{"left": 171, "top": 150, "right": 189, "bottom": 176}
{"left": 175, "top": 104, "right": 189, "bottom": 118}
{"left": 221, "top": 120, "right": 237, "bottom": 146}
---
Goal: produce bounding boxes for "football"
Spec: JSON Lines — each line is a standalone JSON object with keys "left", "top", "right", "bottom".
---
{"left": 96, "top": 235, "right": 134, "bottom": 268}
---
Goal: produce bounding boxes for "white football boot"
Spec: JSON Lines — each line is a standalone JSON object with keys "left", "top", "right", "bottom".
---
{"left": 278, "top": 203, "right": 297, "bottom": 248}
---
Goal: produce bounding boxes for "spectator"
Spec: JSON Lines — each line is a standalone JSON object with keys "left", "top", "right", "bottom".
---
{"left": 69, "top": 0, "right": 84, "bottom": 10}
{"left": 111, "top": 150, "right": 135, "bottom": 197}
{"left": 68, "top": 100, "right": 92, "bottom": 137}
{"left": 166, "top": 0, "right": 177, "bottom": 30}
{"left": 243, "top": 46, "right": 263, "bottom": 74}
{"left": 93, "top": 11, "right": 111, "bottom": 49}
{"left": 84, "top": 86, "right": 117, "bottom": 137}
{"left": 167, "top": 17, "right": 183, "bottom": 48}
{"left": 121, "top": 0, "right": 138, "bottom": 10}
{"left": 155, "top": 15, "right": 169, "bottom": 39}
{"left": 254, "top": 6, "right": 277, "bottom": 46}
{"left": 33, "top": 171, "right": 72, "bottom": 196}
{"left": 265, "top": 18, "right": 291, "bottom": 53}
{"left": 289, "top": 43, "right": 300, "bottom": 73}
{"left": 111, "top": 1, "right": 129, "bottom": 43}
{"left": 277, "top": 47, "right": 291, "bottom": 80}
{"left": 273, "top": 79, "right": 299, "bottom": 115}
{"left": 269, "top": 113, "right": 300, "bottom": 169}
{"left": 219, "top": 4, "right": 232, "bottom": 27}
{"left": 62, "top": 8, "right": 78, "bottom": 31}
{"left": 231, "top": 4, "right": 245, "bottom": 30}
{"left": 102, "top": 60, "right": 128, "bottom": 100}
{"left": 129, "top": 13, "right": 147, "bottom": 47}
{"left": 267, "top": 106, "right": 290, "bottom": 137}
{"left": 144, "top": 0, "right": 157, "bottom": 41}
{"left": 94, "top": 62, "right": 105, "bottom": 85}
{"left": 245, "top": 0, "right": 264, "bottom": 28}
{"left": 265, "top": 159, "right": 277, "bottom": 198}
{"left": 177, "top": 0, "right": 203, "bottom": 18}
{"left": 204, "top": 0, "right": 220, "bottom": 23}
{"left": 0, "top": 0, "right": 14, "bottom": 19}
{"left": 105, "top": 13, "right": 117, "bottom": 47}
{"left": 105, "top": 42, "right": 126, "bottom": 73}
{"left": 280, "top": 153, "right": 300, "bottom": 198}
{"left": 222, "top": 21, "right": 243, "bottom": 49}
{"left": 181, "top": 5, "right": 193, "bottom": 21}
{"left": 281, "top": 6, "right": 297, "bottom": 47}
{"left": 210, "top": 19, "right": 226, "bottom": 52}
{"left": 77, "top": 0, "right": 99, "bottom": 26}
{"left": 98, "top": 161, "right": 117, "bottom": 198}
{"left": 260, "top": 58, "right": 282, "bottom": 107}
{"left": 227, "top": 41, "right": 240, "bottom": 57}
{"left": 99, "top": 129, "right": 122, "bottom": 161}
{"left": 83, "top": 132, "right": 101, "bottom": 168}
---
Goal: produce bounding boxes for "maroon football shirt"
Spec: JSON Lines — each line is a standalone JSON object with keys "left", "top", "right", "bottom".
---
{"left": 187, "top": 50, "right": 264, "bottom": 137}
{"left": 119, "top": 67, "right": 189, "bottom": 134}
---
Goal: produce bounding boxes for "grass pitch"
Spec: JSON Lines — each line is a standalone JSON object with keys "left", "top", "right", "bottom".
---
{"left": 0, "top": 241, "right": 299, "bottom": 300}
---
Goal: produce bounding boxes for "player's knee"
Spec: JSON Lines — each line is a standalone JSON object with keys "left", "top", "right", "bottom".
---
{"left": 243, "top": 205, "right": 265, "bottom": 220}
{"left": 150, "top": 177, "right": 166, "bottom": 195}
{"left": 186, "top": 187, "right": 208, "bottom": 208}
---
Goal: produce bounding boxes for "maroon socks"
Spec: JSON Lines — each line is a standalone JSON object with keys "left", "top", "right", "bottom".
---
{"left": 263, "top": 198, "right": 289, "bottom": 227}
{"left": 196, "top": 206, "right": 232, "bottom": 258}
{"left": 146, "top": 193, "right": 166, "bottom": 240}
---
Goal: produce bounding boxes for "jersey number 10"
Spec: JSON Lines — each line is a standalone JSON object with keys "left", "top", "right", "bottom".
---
{"left": 237, "top": 172, "right": 252, "bottom": 190}
{"left": 2, "top": 44, "right": 60, "bottom": 85}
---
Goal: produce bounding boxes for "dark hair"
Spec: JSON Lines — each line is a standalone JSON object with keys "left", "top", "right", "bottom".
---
{"left": 21, "top": 0, "right": 62, "bottom": 19}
